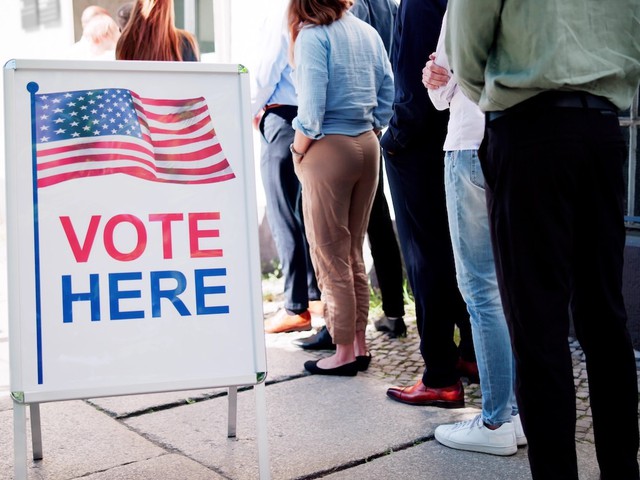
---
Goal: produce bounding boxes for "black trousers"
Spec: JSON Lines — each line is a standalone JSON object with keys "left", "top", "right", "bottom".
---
{"left": 259, "top": 107, "right": 321, "bottom": 312}
{"left": 367, "top": 151, "right": 405, "bottom": 319}
{"left": 383, "top": 142, "right": 475, "bottom": 388}
{"left": 481, "top": 100, "right": 639, "bottom": 480}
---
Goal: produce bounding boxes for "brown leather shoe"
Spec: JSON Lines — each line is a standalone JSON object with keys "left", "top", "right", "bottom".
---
{"left": 264, "top": 310, "right": 312, "bottom": 334}
{"left": 386, "top": 380, "right": 465, "bottom": 408}
{"left": 456, "top": 357, "right": 480, "bottom": 384}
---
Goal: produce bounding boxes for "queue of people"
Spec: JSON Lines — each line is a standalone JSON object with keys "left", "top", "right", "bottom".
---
{"left": 253, "top": 0, "right": 640, "bottom": 479}
{"left": 63, "top": 1, "right": 639, "bottom": 479}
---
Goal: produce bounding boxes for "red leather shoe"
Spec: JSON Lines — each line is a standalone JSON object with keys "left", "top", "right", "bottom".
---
{"left": 456, "top": 357, "right": 480, "bottom": 384}
{"left": 264, "top": 310, "right": 312, "bottom": 333}
{"left": 386, "top": 380, "right": 465, "bottom": 408}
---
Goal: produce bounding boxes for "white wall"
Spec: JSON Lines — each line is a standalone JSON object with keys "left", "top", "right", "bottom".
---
{"left": 206, "top": 0, "right": 274, "bottom": 213}
{"left": 0, "top": 1, "right": 77, "bottom": 226}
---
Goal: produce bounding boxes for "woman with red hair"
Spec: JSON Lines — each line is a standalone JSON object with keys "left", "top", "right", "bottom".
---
{"left": 288, "top": 0, "right": 394, "bottom": 375}
{"left": 116, "top": 0, "right": 199, "bottom": 61}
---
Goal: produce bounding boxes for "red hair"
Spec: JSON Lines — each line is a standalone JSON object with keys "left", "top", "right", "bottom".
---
{"left": 287, "top": 0, "right": 353, "bottom": 64}
{"left": 116, "top": 0, "right": 199, "bottom": 61}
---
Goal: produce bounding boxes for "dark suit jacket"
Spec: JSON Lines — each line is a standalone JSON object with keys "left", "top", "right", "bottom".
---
{"left": 380, "top": 0, "right": 448, "bottom": 152}
{"left": 350, "top": 0, "right": 398, "bottom": 56}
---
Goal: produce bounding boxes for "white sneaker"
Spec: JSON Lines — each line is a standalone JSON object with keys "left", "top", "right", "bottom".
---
{"left": 434, "top": 414, "right": 517, "bottom": 456}
{"left": 512, "top": 413, "right": 528, "bottom": 447}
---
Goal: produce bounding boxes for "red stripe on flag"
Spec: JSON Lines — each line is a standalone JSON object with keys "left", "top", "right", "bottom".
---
{"left": 38, "top": 166, "right": 236, "bottom": 188}
{"left": 37, "top": 140, "right": 153, "bottom": 160}
{"left": 154, "top": 143, "right": 223, "bottom": 161}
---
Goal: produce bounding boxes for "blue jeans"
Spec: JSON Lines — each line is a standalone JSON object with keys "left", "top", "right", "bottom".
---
{"left": 444, "top": 149, "right": 517, "bottom": 426}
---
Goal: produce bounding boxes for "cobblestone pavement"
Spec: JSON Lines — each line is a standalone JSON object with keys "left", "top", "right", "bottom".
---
{"left": 303, "top": 319, "right": 597, "bottom": 443}
{"left": 262, "top": 277, "right": 640, "bottom": 446}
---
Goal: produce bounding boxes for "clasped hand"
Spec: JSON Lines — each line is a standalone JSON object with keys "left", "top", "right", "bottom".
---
{"left": 421, "top": 53, "right": 450, "bottom": 90}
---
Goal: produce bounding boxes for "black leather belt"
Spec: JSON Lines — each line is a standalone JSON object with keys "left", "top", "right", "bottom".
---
{"left": 487, "top": 91, "right": 618, "bottom": 122}
{"left": 264, "top": 104, "right": 296, "bottom": 112}
{"left": 261, "top": 104, "right": 297, "bottom": 125}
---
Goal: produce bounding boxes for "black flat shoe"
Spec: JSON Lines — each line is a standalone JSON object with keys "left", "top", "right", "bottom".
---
{"left": 292, "top": 326, "right": 336, "bottom": 350}
{"left": 373, "top": 316, "right": 407, "bottom": 338}
{"left": 356, "top": 353, "right": 372, "bottom": 372}
{"left": 304, "top": 359, "right": 358, "bottom": 376}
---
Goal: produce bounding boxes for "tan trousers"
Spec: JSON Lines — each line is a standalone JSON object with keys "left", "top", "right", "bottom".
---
{"left": 294, "top": 132, "right": 379, "bottom": 344}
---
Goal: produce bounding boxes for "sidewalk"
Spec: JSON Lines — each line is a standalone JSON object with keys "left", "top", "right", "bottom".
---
{"left": 0, "top": 276, "right": 628, "bottom": 479}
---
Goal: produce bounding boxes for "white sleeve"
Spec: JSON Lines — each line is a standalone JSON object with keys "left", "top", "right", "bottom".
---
{"left": 427, "top": 10, "right": 457, "bottom": 112}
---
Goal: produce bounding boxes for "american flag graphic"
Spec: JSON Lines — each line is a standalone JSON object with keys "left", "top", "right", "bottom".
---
{"left": 33, "top": 88, "right": 235, "bottom": 188}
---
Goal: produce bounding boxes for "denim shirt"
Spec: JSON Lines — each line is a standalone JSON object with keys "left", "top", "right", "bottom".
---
{"left": 292, "top": 12, "right": 394, "bottom": 139}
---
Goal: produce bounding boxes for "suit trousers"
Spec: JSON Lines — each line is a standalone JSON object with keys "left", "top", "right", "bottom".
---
{"left": 481, "top": 103, "right": 639, "bottom": 480}
{"left": 367, "top": 151, "right": 406, "bottom": 319}
{"left": 383, "top": 142, "right": 475, "bottom": 388}
{"left": 259, "top": 107, "right": 321, "bottom": 313}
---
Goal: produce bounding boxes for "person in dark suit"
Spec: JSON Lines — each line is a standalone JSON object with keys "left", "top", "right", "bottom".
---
{"left": 380, "top": 0, "right": 477, "bottom": 407}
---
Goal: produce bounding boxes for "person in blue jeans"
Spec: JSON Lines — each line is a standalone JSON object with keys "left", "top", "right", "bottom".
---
{"left": 422, "top": 10, "right": 525, "bottom": 455}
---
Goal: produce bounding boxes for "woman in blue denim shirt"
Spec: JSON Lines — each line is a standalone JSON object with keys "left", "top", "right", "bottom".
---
{"left": 288, "top": 0, "right": 394, "bottom": 376}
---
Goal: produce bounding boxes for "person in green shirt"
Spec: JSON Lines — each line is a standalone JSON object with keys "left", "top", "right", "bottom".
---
{"left": 446, "top": 1, "right": 640, "bottom": 479}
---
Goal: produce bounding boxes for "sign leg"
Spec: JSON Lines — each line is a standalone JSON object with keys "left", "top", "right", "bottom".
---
{"left": 254, "top": 382, "right": 271, "bottom": 479}
{"left": 227, "top": 386, "right": 237, "bottom": 438}
{"left": 13, "top": 401, "right": 28, "bottom": 480}
{"left": 30, "top": 403, "right": 43, "bottom": 460}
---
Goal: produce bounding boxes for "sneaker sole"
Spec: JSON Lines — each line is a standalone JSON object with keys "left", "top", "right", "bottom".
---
{"left": 435, "top": 434, "right": 518, "bottom": 456}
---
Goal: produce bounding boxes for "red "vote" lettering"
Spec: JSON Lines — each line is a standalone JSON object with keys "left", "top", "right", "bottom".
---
{"left": 59, "top": 212, "right": 223, "bottom": 262}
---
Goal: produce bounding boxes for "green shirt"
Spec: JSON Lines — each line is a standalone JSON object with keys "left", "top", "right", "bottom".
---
{"left": 445, "top": 0, "right": 640, "bottom": 112}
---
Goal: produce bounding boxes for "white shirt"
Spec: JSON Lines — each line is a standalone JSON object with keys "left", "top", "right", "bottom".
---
{"left": 248, "top": 0, "right": 297, "bottom": 116}
{"left": 428, "top": 11, "right": 484, "bottom": 152}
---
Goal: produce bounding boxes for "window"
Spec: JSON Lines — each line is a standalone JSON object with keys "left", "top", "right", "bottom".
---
{"left": 21, "top": 0, "right": 61, "bottom": 30}
{"left": 174, "top": 0, "right": 215, "bottom": 54}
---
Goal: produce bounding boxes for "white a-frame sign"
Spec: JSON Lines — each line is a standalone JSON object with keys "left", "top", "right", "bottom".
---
{"left": 4, "top": 59, "right": 270, "bottom": 479}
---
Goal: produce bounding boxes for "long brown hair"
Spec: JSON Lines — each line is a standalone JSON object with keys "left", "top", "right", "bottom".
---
{"left": 116, "top": 0, "right": 199, "bottom": 61}
{"left": 287, "top": 0, "right": 353, "bottom": 63}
